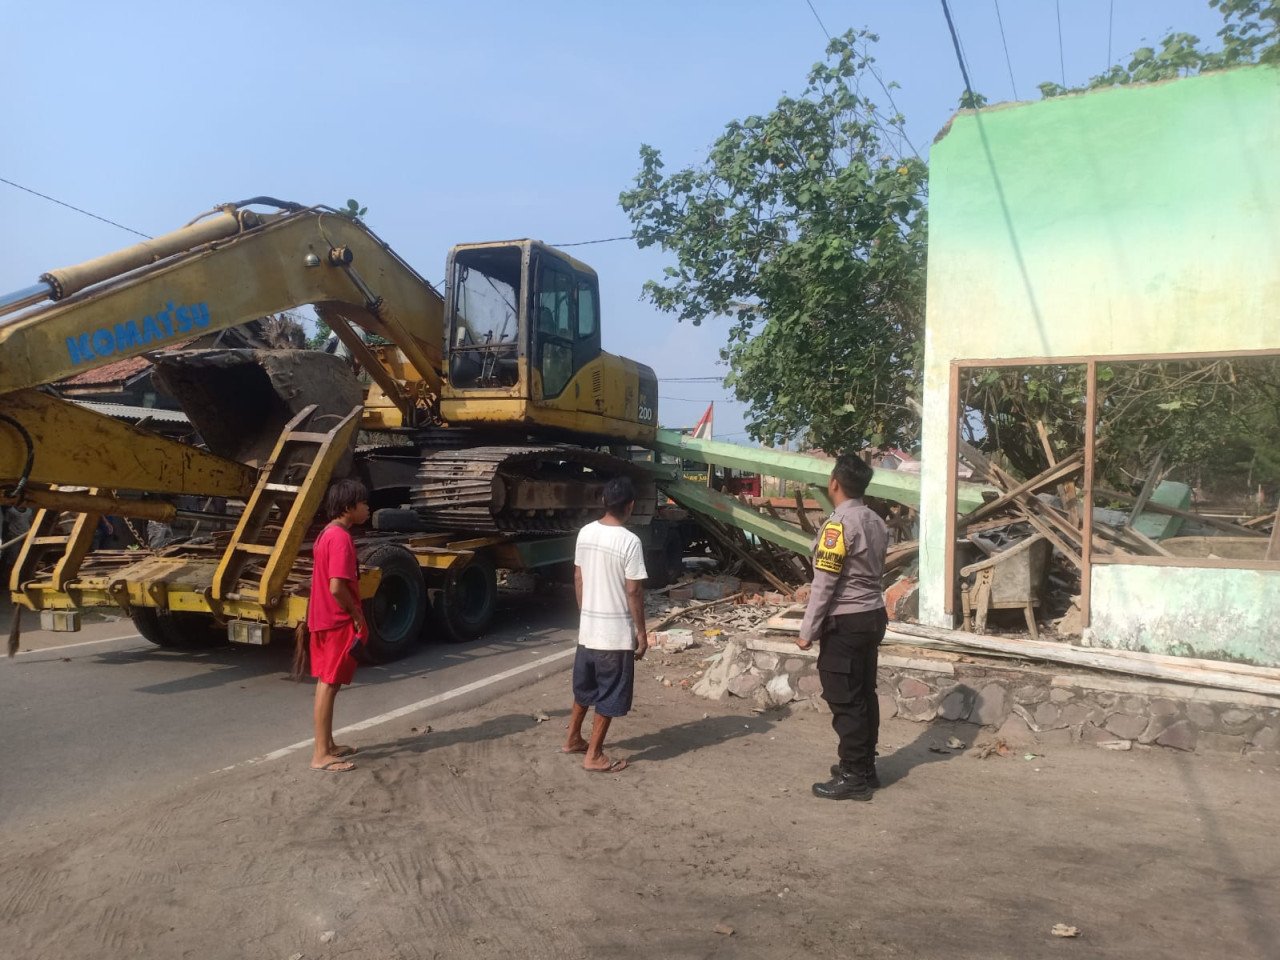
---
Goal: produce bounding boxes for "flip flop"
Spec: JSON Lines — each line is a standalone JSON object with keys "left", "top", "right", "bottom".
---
{"left": 331, "top": 745, "right": 357, "bottom": 758}
{"left": 560, "top": 743, "right": 589, "bottom": 754}
{"left": 311, "top": 759, "right": 356, "bottom": 773}
{"left": 585, "top": 757, "right": 628, "bottom": 773}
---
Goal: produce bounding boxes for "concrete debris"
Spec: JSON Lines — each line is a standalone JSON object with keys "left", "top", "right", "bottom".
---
{"left": 319, "top": 931, "right": 336, "bottom": 944}
{"left": 713, "top": 923, "right": 735, "bottom": 936}
{"left": 1096, "top": 739, "right": 1132, "bottom": 751}
{"left": 653, "top": 629, "right": 696, "bottom": 652}
{"left": 1051, "top": 924, "right": 1081, "bottom": 938}
{"left": 532, "top": 711, "right": 550, "bottom": 723}
{"left": 765, "top": 674, "right": 795, "bottom": 704}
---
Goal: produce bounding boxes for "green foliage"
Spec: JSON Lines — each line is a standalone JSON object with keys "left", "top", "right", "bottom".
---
{"left": 619, "top": 30, "right": 927, "bottom": 452}
{"left": 963, "top": 360, "right": 1280, "bottom": 504}
{"left": 337, "top": 198, "right": 368, "bottom": 220}
{"left": 1040, "top": 0, "right": 1278, "bottom": 98}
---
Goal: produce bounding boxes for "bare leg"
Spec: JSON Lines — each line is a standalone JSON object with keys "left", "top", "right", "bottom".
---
{"left": 312, "top": 681, "right": 354, "bottom": 771}
{"left": 584, "top": 713, "right": 625, "bottom": 771}
{"left": 562, "top": 702, "right": 590, "bottom": 753}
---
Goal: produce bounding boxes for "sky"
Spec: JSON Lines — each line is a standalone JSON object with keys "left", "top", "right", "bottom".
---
{"left": 1, "top": 0, "right": 1227, "bottom": 443}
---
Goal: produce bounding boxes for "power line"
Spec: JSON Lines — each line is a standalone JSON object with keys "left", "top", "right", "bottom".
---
{"left": 657, "top": 376, "right": 723, "bottom": 382}
{"left": 659, "top": 395, "right": 743, "bottom": 403}
{"left": 799, "top": 0, "right": 922, "bottom": 161}
{"left": 993, "top": 0, "right": 1019, "bottom": 100}
{"left": 551, "top": 234, "right": 634, "bottom": 247}
{"left": 1055, "top": 0, "right": 1066, "bottom": 86}
{"left": 941, "top": 0, "right": 979, "bottom": 105}
{"left": 804, "top": 0, "right": 831, "bottom": 40}
{"left": 0, "top": 176, "right": 152, "bottom": 239}
{"left": 1107, "top": 0, "right": 1114, "bottom": 69}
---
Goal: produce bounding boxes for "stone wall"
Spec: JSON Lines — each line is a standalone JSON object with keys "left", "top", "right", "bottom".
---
{"left": 693, "top": 637, "right": 1280, "bottom": 756}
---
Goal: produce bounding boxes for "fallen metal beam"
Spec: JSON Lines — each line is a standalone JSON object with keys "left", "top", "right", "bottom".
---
{"left": 649, "top": 429, "right": 992, "bottom": 512}
{"left": 656, "top": 475, "right": 813, "bottom": 555}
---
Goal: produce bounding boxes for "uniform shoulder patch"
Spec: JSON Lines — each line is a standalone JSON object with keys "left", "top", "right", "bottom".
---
{"left": 814, "top": 520, "right": 846, "bottom": 574}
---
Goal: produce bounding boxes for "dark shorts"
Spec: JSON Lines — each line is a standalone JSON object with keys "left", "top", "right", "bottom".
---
{"left": 572, "top": 645, "right": 635, "bottom": 718}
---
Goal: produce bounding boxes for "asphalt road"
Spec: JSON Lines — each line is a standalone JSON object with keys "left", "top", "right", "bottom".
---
{"left": 0, "top": 591, "right": 579, "bottom": 834}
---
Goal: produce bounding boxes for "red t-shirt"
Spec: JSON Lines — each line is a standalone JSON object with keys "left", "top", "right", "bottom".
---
{"left": 308, "top": 524, "right": 358, "bottom": 631}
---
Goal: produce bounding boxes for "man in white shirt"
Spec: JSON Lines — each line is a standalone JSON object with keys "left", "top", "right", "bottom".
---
{"left": 562, "top": 476, "right": 649, "bottom": 772}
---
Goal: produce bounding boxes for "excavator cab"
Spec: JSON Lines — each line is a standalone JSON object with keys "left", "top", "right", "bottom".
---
{"left": 442, "top": 240, "right": 656, "bottom": 444}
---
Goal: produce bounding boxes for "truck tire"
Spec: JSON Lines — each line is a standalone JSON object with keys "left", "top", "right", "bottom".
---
{"left": 358, "top": 543, "right": 428, "bottom": 663}
{"left": 132, "top": 608, "right": 226, "bottom": 649}
{"left": 645, "top": 533, "right": 686, "bottom": 588}
{"left": 433, "top": 554, "right": 497, "bottom": 643}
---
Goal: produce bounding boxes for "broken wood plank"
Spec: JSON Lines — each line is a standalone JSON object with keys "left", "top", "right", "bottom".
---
{"left": 1095, "top": 486, "right": 1267, "bottom": 539}
{"left": 693, "top": 515, "right": 795, "bottom": 598}
{"left": 959, "top": 533, "right": 1046, "bottom": 577}
{"left": 793, "top": 489, "right": 815, "bottom": 534}
{"left": 886, "top": 622, "right": 1280, "bottom": 698}
{"left": 1241, "top": 510, "right": 1277, "bottom": 530}
{"left": 1121, "top": 525, "right": 1176, "bottom": 558}
{"left": 1127, "top": 452, "right": 1165, "bottom": 527}
{"left": 1268, "top": 497, "right": 1280, "bottom": 563}
{"left": 1034, "top": 420, "right": 1057, "bottom": 467}
{"left": 1017, "top": 509, "right": 1084, "bottom": 569}
{"left": 649, "top": 592, "right": 745, "bottom": 632}
{"left": 960, "top": 453, "right": 1084, "bottom": 527}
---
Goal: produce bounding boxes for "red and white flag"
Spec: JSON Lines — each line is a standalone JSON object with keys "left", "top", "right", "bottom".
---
{"left": 691, "top": 402, "right": 714, "bottom": 440}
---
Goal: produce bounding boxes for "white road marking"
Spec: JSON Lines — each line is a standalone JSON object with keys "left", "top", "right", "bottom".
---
{"left": 219, "top": 644, "right": 577, "bottom": 771}
{"left": 13, "top": 633, "right": 144, "bottom": 655}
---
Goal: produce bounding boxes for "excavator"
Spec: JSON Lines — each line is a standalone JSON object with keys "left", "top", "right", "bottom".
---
{"left": 0, "top": 199, "right": 676, "bottom": 659}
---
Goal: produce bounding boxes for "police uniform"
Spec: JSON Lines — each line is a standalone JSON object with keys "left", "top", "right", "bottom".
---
{"left": 798, "top": 497, "right": 889, "bottom": 781}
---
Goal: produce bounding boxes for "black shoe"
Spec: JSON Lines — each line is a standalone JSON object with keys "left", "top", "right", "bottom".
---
{"left": 812, "top": 771, "right": 872, "bottom": 801}
{"left": 829, "top": 761, "right": 881, "bottom": 789}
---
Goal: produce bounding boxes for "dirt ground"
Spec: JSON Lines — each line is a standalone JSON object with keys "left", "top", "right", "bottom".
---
{"left": 2, "top": 649, "right": 1276, "bottom": 960}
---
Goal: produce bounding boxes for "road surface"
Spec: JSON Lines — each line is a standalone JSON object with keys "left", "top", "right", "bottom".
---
{"left": 0, "top": 591, "right": 578, "bottom": 833}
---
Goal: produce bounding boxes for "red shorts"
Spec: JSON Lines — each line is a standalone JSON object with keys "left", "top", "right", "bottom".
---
{"left": 310, "top": 622, "right": 360, "bottom": 686}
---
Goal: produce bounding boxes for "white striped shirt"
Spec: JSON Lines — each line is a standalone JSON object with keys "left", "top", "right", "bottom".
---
{"left": 575, "top": 520, "right": 648, "bottom": 651}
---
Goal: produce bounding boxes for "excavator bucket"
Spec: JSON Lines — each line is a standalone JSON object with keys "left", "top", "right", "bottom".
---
{"left": 151, "top": 349, "right": 364, "bottom": 472}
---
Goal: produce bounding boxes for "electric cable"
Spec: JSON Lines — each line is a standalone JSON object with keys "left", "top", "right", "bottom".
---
{"left": 993, "top": 0, "right": 1019, "bottom": 99}
{"left": 0, "top": 176, "right": 151, "bottom": 239}
{"left": 1056, "top": 0, "right": 1067, "bottom": 86}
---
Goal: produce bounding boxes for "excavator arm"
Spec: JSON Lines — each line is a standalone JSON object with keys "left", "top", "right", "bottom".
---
{"left": 0, "top": 202, "right": 447, "bottom": 509}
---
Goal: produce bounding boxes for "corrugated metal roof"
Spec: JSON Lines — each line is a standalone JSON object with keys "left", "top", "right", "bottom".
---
{"left": 75, "top": 400, "right": 190, "bottom": 424}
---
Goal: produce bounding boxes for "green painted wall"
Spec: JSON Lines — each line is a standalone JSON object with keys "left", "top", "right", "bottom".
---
{"left": 918, "top": 67, "right": 1280, "bottom": 660}
{"left": 1090, "top": 565, "right": 1280, "bottom": 667}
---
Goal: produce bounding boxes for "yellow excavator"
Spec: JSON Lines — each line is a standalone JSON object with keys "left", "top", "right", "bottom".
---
{"left": 0, "top": 199, "right": 675, "bottom": 658}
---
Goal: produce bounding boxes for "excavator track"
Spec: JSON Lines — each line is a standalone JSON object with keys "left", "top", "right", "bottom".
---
{"left": 411, "top": 445, "right": 655, "bottom": 534}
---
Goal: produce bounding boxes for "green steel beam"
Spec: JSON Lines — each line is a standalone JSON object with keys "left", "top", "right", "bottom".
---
{"left": 656, "top": 476, "right": 814, "bottom": 555}
{"left": 650, "top": 429, "right": 991, "bottom": 512}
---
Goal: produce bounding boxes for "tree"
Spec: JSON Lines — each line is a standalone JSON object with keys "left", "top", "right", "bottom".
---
{"left": 619, "top": 30, "right": 927, "bottom": 452}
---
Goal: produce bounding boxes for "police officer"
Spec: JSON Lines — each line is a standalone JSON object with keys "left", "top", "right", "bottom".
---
{"left": 796, "top": 453, "right": 889, "bottom": 801}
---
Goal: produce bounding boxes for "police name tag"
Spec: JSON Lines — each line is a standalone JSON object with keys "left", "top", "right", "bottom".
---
{"left": 814, "top": 521, "right": 846, "bottom": 574}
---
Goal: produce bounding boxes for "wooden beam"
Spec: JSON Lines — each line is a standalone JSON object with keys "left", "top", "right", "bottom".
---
{"left": 1018, "top": 509, "right": 1083, "bottom": 570}
{"left": 959, "top": 453, "right": 1084, "bottom": 527}
{"left": 693, "top": 514, "right": 795, "bottom": 597}
{"left": 1268, "top": 497, "right": 1280, "bottom": 562}
{"left": 1126, "top": 452, "right": 1165, "bottom": 527}
{"left": 1095, "top": 487, "right": 1267, "bottom": 539}
{"left": 886, "top": 622, "right": 1280, "bottom": 698}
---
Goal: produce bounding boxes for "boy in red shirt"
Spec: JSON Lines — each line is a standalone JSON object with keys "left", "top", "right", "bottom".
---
{"left": 307, "top": 479, "right": 369, "bottom": 773}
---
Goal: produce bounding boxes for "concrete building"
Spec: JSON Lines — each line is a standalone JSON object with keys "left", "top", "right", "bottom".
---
{"left": 918, "top": 65, "right": 1280, "bottom": 666}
